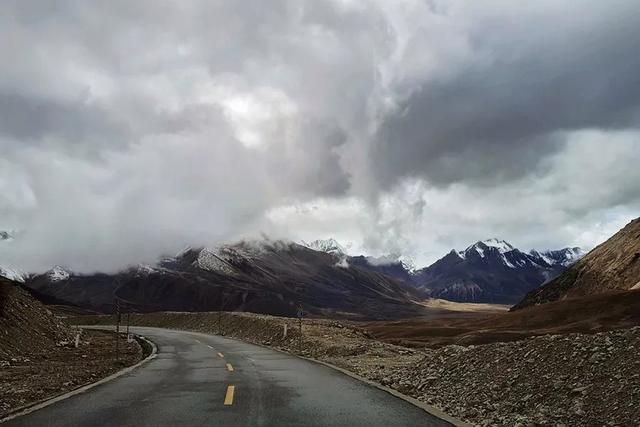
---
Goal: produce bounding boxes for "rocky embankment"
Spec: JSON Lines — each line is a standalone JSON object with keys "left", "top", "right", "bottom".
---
{"left": 0, "top": 278, "right": 143, "bottom": 419}
{"left": 78, "top": 312, "right": 639, "bottom": 426}
{"left": 370, "top": 328, "right": 640, "bottom": 426}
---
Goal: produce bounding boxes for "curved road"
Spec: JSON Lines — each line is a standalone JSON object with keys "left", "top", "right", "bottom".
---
{"left": 5, "top": 327, "right": 452, "bottom": 426}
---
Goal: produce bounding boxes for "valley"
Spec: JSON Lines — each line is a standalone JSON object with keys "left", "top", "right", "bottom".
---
{"left": 1, "top": 217, "right": 639, "bottom": 426}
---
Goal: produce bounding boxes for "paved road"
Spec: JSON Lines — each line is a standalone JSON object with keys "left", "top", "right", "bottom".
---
{"left": 4, "top": 327, "right": 452, "bottom": 426}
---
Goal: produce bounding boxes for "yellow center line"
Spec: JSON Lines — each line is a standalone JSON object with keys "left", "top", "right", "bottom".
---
{"left": 217, "top": 352, "right": 224, "bottom": 358}
{"left": 226, "top": 363, "right": 234, "bottom": 372}
{"left": 224, "top": 385, "right": 235, "bottom": 405}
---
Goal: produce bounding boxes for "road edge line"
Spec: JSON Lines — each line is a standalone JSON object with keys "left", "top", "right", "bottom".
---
{"left": 0, "top": 333, "right": 158, "bottom": 423}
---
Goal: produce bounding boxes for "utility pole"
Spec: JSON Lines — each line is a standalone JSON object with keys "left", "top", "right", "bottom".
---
{"left": 115, "top": 298, "right": 121, "bottom": 362}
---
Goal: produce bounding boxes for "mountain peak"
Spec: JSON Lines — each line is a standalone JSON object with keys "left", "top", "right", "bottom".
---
{"left": 479, "top": 238, "right": 515, "bottom": 253}
{"left": 462, "top": 238, "right": 515, "bottom": 257}
{"left": 47, "top": 266, "right": 70, "bottom": 282}
{"left": 302, "top": 238, "right": 348, "bottom": 256}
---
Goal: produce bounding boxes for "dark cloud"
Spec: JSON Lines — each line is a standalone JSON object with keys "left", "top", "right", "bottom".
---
{"left": 369, "top": 1, "right": 640, "bottom": 188}
{"left": 0, "top": 92, "right": 129, "bottom": 149}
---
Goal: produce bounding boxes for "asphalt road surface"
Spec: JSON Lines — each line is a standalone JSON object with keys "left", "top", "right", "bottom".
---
{"left": 4, "top": 327, "right": 452, "bottom": 426}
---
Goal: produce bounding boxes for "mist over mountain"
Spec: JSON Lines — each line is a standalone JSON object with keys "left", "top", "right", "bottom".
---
{"left": 23, "top": 240, "right": 426, "bottom": 320}
{"left": 7, "top": 232, "right": 586, "bottom": 308}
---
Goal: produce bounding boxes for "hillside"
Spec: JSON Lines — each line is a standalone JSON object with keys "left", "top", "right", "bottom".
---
{"left": 0, "top": 277, "right": 143, "bottom": 418}
{"left": 0, "top": 277, "right": 71, "bottom": 358}
{"left": 514, "top": 217, "right": 640, "bottom": 309}
{"left": 25, "top": 241, "right": 426, "bottom": 320}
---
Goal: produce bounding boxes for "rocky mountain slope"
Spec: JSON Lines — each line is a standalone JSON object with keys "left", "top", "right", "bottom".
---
{"left": 25, "top": 241, "right": 426, "bottom": 320}
{"left": 514, "top": 217, "right": 640, "bottom": 309}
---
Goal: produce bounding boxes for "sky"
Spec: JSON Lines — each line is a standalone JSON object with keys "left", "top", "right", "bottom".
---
{"left": 1, "top": 0, "right": 640, "bottom": 272}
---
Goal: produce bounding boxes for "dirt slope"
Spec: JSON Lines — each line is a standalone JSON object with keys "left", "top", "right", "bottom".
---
{"left": 514, "top": 217, "right": 640, "bottom": 309}
{"left": 0, "top": 277, "right": 143, "bottom": 418}
{"left": 0, "top": 277, "right": 72, "bottom": 358}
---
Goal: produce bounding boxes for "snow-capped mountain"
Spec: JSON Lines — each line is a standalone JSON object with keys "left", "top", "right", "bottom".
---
{"left": 46, "top": 266, "right": 70, "bottom": 282}
{"left": 407, "top": 239, "right": 586, "bottom": 304}
{"left": 302, "top": 238, "right": 348, "bottom": 256}
{"left": 529, "top": 247, "right": 586, "bottom": 267}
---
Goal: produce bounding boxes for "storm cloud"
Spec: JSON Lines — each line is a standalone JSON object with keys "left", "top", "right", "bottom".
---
{"left": 1, "top": 0, "right": 639, "bottom": 272}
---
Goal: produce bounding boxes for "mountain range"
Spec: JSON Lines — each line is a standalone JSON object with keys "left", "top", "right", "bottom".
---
{"left": 409, "top": 239, "right": 584, "bottom": 304}
{"left": 22, "top": 241, "right": 425, "bottom": 320}
{"left": 2, "top": 231, "right": 586, "bottom": 314}
{"left": 346, "top": 239, "right": 584, "bottom": 304}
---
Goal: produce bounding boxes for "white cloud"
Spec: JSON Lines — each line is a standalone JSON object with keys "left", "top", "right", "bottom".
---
{"left": 1, "top": 1, "right": 639, "bottom": 273}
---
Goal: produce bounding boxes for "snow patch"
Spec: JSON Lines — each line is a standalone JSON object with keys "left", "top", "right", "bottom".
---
{"left": 335, "top": 258, "right": 350, "bottom": 269}
{"left": 302, "top": 238, "right": 348, "bottom": 256}
{"left": 47, "top": 266, "right": 70, "bottom": 282}
{"left": 501, "top": 254, "right": 516, "bottom": 268}
{"left": 480, "top": 238, "right": 515, "bottom": 254}
{"left": 195, "top": 248, "right": 237, "bottom": 275}
{"left": 0, "top": 266, "right": 26, "bottom": 283}
{"left": 366, "top": 253, "right": 417, "bottom": 272}
{"left": 134, "top": 264, "right": 158, "bottom": 276}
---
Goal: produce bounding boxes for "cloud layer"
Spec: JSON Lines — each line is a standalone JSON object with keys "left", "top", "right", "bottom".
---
{"left": 1, "top": 0, "right": 639, "bottom": 272}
